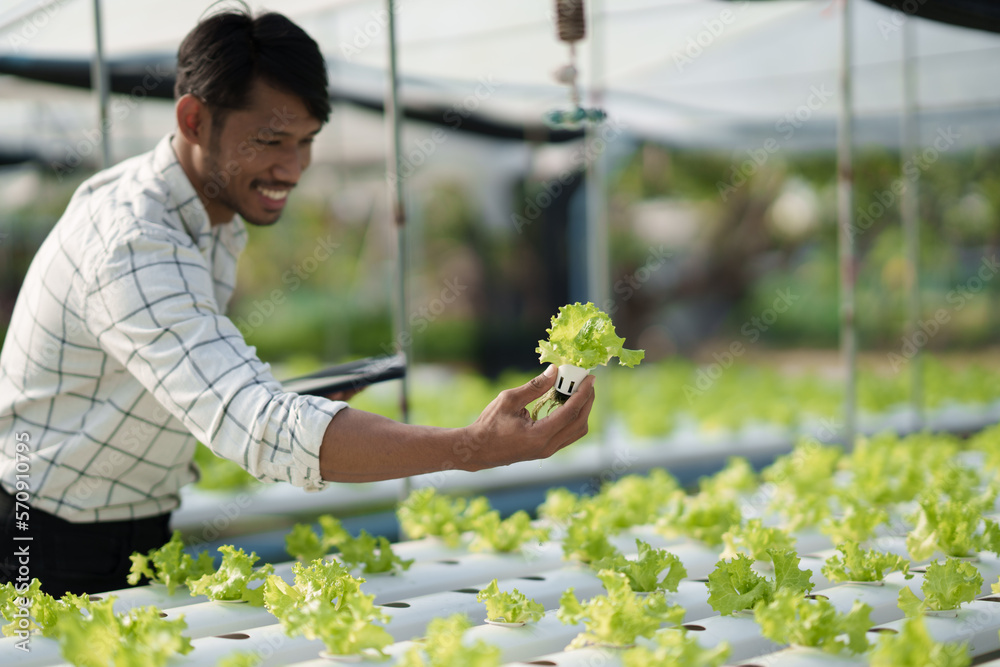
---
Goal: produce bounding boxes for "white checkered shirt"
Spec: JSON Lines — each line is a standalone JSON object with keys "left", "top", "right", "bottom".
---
{"left": 0, "top": 134, "right": 344, "bottom": 522}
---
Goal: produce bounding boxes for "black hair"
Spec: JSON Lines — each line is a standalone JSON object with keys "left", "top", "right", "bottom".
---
{"left": 174, "top": 3, "right": 330, "bottom": 126}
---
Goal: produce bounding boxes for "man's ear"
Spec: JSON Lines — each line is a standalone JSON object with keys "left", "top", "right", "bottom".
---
{"left": 175, "top": 94, "right": 210, "bottom": 146}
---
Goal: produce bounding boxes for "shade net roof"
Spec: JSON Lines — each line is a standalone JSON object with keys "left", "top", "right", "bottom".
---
{"left": 0, "top": 0, "right": 998, "bottom": 151}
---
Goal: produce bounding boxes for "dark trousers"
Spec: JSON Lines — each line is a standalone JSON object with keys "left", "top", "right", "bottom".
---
{"left": 0, "top": 487, "right": 171, "bottom": 597}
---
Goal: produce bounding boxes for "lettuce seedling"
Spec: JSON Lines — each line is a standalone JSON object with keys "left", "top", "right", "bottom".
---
{"left": 756, "top": 588, "right": 872, "bottom": 654}
{"left": 187, "top": 545, "right": 274, "bottom": 605}
{"left": 397, "top": 487, "right": 491, "bottom": 547}
{"left": 656, "top": 491, "right": 742, "bottom": 547}
{"left": 706, "top": 549, "right": 814, "bottom": 615}
{"left": 561, "top": 503, "right": 619, "bottom": 563}
{"left": 721, "top": 519, "right": 795, "bottom": 562}
{"left": 822, "top": 499, "right": 890, "bottom": 545}
{"left": 622, "top": 627, "right": 731, "bottom": 667}
{"left": 532, "top": 302, "right": 644, "bottom": 419}
{"left": 822, "top": 541, "right": 912, "bottom": 583}
{"left": 537, "top": 487, "right": 581, "bottom": 525}
{"left": 398, "top": 614, "right": 501, "bottom": 667}
{"left": 558, "top": 570, "right": 685, "bottom": 649}
{"left": 127, "top": 530, "right": 215, "bottom": 595}
{"left": 591, "top": 470, "right": 680, "bottom": 530}
{"left": 470, "top": 510, "right": 551, "bottom": 553}
{"left": 476, "top": 579, "right": 545, "bottom": 624}
{"left": 594, "top": 539, "right": 687, "bottom": 593}
{"left": 698, "top": 456, "right": 758, "bottom": 498}
{"left": 285, "top": 515, "right": 351, "bottom": 562}
{"left": 762, "top": 441, "right": 840, "bottom": 530}
{"left": 906, "top": 493, "right": 996, "bottom": 561}
{"left": 338, "top": 530, "right": 414, "bottom": 575}
{"left": 869, "top": 616, "right": 970, "bottom": 667}
{"left": 898, "top": 558, "right": 983, "bottom": 615}
{"left": 264, "top": 559, "right": 393, "bottom": 658}
{"left": 50, "top": 597, "right": 192, "bottom": 667}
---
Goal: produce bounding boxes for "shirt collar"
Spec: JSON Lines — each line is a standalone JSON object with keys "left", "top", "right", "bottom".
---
{"left": 152, "top": 134, "right": 247, "bottom": 255}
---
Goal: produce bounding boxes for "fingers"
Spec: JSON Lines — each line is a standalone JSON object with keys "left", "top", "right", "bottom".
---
{"left": 535, "top": 374, "right": 595, "bottom": 434}
{"left": 543, "top": 382, "right": 595, "bottom": 456}
{"left": 503, "top": 365, "right": 557, "bottom": 407}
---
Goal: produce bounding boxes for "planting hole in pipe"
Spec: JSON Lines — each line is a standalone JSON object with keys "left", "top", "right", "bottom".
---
{"left": 805, "top": 594, "right": 829, "bottom": 600}
{"left": 380, "top": 602, "right": 410, "bottom": 608}
{"left": 682, "top": 624, "right": 706, "bottom": 631}
{"left": 436, "top": 559, "right": 461, "bottom": 565}
{"left": 216, "top": 633, "right": 250, "bottom": 640}
{"left": 525, "top": 662, "right": 558, "bottom": 666}
{"left": 158, "top": 612, "right": 168, "bottom": 618}
{"left": 690, "top": 578, "right": 709, "bottom": 583}
{"left": 980, "top": 596, "right": 1000, "bottom": 603}
{"left": 519, "top": 576, "right": 546, "bottom": 581}
{"left": 453, "top": 588, "right": 481, "bottom": 594}
{"left": 88, "top": 596, "right": 103, "bottom": 601}
{"left": 868, "top": 628, "right": 898, "bottom": 634}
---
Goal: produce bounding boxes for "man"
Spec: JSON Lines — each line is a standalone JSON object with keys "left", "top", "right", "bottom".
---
{"left": 0, "top": 8, "right": 594, "bottom": 596}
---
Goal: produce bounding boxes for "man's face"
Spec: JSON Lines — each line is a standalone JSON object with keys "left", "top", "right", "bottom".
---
{"left": 198, "top": 78, "right": 322, "bottom": 226}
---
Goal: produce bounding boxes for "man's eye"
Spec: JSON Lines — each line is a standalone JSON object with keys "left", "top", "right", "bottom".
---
{"left": 255, "top": 138, "right": 280, "bottom": 146}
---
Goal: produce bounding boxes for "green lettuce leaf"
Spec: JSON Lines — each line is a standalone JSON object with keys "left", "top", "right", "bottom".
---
{"left": 756, "top": 588, "right": 871, "bottom": 654}
{"left": 263, "top": 559, "right": 393, "bottom": 657}
{"left": 706, "top": 549, "right": 813, "bottom": 615}
{"left": 127, "top": 531, "right": 215, "bottom": 595}
{"left": 769, "top": 548, "right": 815, "bottom": 596}
{"left": 821, "top": 541, "right": 912, "bottom": 583}
{"left": 869, "top": 616, "right": 970, "bottom": 667}
{"left": 906, "top": 495, "right": 989, "bottom": 561}
{"left": 337, "top": 530, "right": 414, "bottom": 575}
{"left": 721, "top": 519, "right": 795, "bottom": 562}
{"left": 558, "top": 570, "right": 685, "bottom": 649}
{"left": 536, "top": 302, "right": 644, "bottom": 370}
{"left": 822, "top": 500, "right": 890, "bottom": 545}
{"left": 397, "top": 614, "right": 501, "bottom": 667}
{"left": 187, "top": 545, "right": 273, "bottom": 605}
{"left": 591, "top": 470, "right": 680, "bottom": 530}
{"left": 50, "top": 597, "right": 192, "bottom": 667}
{"left": 476, "top": 579, "right": 545, "bottom": 624}
{"left": 538, "top": 487, "right": 580, "bottom": 524}
{"left": 561, "top": 504, "right": 620, "bottom": 563}
{"left": 593, "top": 539, "right": 687, "bottom": 593}
{"left": 622, "top": 627, "right": 731, "bottom": 667}
{"left": 705, "top": 554, "right": 771, "bottom": 616}
{"left": 396, "top": 488, "right": 491, "bottom": 547}
{"left": 285, "top": 515, "right": 351, "bottom": 562}
{"left": 698, "top": 457, "right": 758, "bottom": 498}
{"left": 920, "top": 558, "right": 983, "bottom": 612}
{"left": 469, "top": 510, "right": 550, "bottom": 553}
{"left": 656, "top": 491, "right": 742, "bottom": 547}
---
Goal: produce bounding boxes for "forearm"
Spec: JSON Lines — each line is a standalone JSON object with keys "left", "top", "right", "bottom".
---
{"left": 318, "top": 408, "right": 475, "bottom": 482}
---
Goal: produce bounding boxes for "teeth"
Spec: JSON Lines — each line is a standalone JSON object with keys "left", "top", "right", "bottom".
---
{"left": 258, "top": 187, "right": 289, "bottom": 201}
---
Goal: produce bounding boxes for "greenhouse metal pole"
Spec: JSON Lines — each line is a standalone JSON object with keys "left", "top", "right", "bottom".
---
{"left": 384, "top": 0, "right": 412, "bottom": 508}
{"left": 837, "top": 0, "right": 857, "bottom": 448}
{"left": 91, "top": 0, "right": 111, "bottom": 168}
{"left": 901, "top": 17, "right": 923, "bottom": 431}
{"left": 585, "top": 0, "right": 613, "bottom": 470}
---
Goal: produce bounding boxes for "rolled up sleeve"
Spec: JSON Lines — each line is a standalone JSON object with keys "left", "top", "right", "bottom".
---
{"left": 84, "top": 229, "right": 344, "bottom": 490}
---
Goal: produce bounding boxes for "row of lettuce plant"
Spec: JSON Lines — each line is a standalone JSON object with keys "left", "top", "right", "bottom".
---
{"left": 5, "top": 425, "right": 1000, "bottom": 665}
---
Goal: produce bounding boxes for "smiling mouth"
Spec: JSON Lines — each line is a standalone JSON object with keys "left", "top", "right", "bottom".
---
{"left": 257, "top": 186, "right": 290, "bottom": 201}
